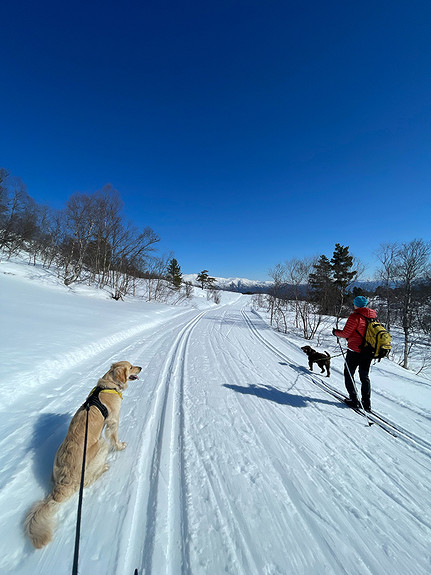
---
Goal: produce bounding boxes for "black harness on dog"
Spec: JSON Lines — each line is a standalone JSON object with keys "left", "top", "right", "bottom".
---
{"left": 83, "top": 386, "right": 109, "bottom": 419}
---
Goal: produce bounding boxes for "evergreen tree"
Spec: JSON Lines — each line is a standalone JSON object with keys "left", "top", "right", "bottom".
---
{"left": 331, "top": 243, "right": 357, "bottom": 319}
{"left": 308, "top": 255, "right": 335, "bottom": 315}
{"left": 196, "top": 269, "right": 216, "bottom": 289}
{"left": 166, "top": 257, "right": 182, "bottom": 288}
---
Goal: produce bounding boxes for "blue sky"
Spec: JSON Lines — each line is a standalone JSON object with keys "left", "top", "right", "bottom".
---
{"left": 1, "top": 1, "right": 430, "bottom": 280}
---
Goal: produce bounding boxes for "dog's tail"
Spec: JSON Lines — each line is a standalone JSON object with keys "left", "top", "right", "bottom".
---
{"left": 325, "top": 351, "right": 330, "bottom": 358}
{"left": 24, "top": 481, "right": 75, "bottom": 549}
{"left": 24, "top": 492, "right": 60, "bottom": 549}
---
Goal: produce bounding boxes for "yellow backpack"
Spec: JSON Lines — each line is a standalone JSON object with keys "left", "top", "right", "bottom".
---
{"left": 360, "top": 318, "right": 392, "bottom": 360}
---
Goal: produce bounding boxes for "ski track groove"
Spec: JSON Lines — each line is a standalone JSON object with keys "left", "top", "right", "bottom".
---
{"left": 186, "top": 434, "right": 256, "bottom": 575}
{"left": 191, "top": 310, "right": 278, "bottom": 573}
{"left": 138, "top": 311, "right": 205, "bottom": 575}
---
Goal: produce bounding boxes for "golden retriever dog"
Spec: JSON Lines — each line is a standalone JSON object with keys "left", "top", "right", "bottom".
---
{"left": 24, "top": 361, "right": 142, "bottom": 549}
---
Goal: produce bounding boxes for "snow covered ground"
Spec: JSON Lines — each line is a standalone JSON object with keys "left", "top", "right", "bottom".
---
{"left": 1, "top": 257, "right": 431, "bottom": 575}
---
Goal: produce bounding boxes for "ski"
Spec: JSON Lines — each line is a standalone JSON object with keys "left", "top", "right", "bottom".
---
{"left": 307, "top": 373, "right": 374, "bottom": 426}
{"left": 342, "top": 398, "right": 374, "bottom": 426}
{"left": 307, "top": 373, "right": 431, "bottom": 454}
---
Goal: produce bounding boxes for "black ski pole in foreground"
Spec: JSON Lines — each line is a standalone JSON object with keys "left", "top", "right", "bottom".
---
{"left": 337, "top": 339, "right": 373, "bottom": 427}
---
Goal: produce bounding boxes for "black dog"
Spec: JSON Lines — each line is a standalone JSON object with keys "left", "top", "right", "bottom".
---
{"left": 301, "top": 346, "right": 331, "bottom": 377}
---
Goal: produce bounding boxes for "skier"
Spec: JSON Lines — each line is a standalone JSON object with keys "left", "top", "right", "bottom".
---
{"left": 332, "top": 295, "right": 376, "bottom": 411}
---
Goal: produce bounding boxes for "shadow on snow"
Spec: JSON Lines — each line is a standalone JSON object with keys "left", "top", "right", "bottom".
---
{"left": 28, "top": 412, "right": 71, "bottom": 490}
{"left": 223, "top": 383, "right": 341, "bottom": 409}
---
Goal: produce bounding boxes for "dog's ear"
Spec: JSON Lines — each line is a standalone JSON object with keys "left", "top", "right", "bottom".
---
{"left": 113, "top": 366, "right": 128, "bottom": 384}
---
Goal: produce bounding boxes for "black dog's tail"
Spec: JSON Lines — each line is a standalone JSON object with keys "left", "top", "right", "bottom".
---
{"left": 325, "top": 351, "right": 330, "bottom": 358}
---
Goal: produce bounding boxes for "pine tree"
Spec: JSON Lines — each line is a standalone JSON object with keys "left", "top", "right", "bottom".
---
{"left": 196, "top": 269, "right": 216, "bottom": 289}
{"left": 166, "top": 258, "right": 182, "bottom": 288}
{"left": 308, "top": 254, "right": 335, "bottom": 315}
{"left": 331, "top": 243, "right": 357, "bottom": 319}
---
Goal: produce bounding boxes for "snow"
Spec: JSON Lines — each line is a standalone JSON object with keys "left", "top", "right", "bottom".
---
{"left": 1, "top": 256, "right": 431, "bottom": 575}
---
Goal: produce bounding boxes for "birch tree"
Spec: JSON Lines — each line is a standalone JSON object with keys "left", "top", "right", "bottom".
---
{"left": 394, "top": 239, "right": 431, "bottom": 369}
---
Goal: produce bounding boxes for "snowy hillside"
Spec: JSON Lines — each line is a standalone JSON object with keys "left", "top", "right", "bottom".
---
{"left": 1, "top": 257, "right": 431, "bottom": 575}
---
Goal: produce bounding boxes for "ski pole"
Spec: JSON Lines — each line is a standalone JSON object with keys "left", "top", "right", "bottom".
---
{"left": 337, "top": 339, "right": 373, "bottom": 427}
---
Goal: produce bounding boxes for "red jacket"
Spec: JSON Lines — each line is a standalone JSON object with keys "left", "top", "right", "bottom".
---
{"left": 333, "top": 307, "right": 377, "bottom": 353}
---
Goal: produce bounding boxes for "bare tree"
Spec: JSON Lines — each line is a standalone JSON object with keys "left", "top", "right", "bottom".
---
{"left": 0, "top": 175, "right": 35, "bottom": 257}
{"left": 0, "top": 171, "right": 165, "bottom": 301}
{"left": 267, "top": 264, "right": 287, "bottom": 327}
{"left": 207, "top": 286, "right": 221, "bottom": 304}
{"left": 142, "top": 255, "right": 170, "bottom": 302}
{"left": 393, "top": 239, "right": 431, "bottom": 369}
{"left": 61, "top": 193, "right": 98, "bottom": 285}
{"left": 375, "top": 242, "right": 398, "bottom": 332}
{"left": 284, "top": 257, "right": 315, "bottom": 328}
{"left": 183, "top": 281, "right": 194, "bottom": 299}
{"left": 0, "top": 168, "right": 9, "bottom": 224}
{"left": 42, "top": 209, "right": 65, "bottom": 269}
{"left": 108, "top": 224, "right": 160, "bottom": 300}
{"left": 86, "top": 186, "right": 123, "bottom": 286}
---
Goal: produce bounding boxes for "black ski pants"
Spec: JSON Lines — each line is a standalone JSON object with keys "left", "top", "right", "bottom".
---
{"left": 344, "top": 349, "right": 372, "bottom": 403}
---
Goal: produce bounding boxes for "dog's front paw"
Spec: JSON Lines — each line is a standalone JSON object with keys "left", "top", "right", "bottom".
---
{"left": 116, "top": 441, "right": 127, "bottom": 450}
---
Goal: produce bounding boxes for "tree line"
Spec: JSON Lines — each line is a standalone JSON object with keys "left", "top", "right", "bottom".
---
{"left": 258, "top": 241, "right": 431, "bottom": 371}
{"left": 0, "top": 168, "right": 173, "bottom": 300}
{"left": 0, "top": 168, "right": 224, "bottom": 304}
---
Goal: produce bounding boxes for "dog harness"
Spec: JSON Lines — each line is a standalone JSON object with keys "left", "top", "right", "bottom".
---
{"left": 83, "top": 386, "right": 123, "bottom": 419}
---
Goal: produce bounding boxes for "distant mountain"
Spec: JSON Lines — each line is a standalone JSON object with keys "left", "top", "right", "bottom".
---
{"left": 182, "top": 274, "right": 274, "bottom": 294}
{"left": 182, "top": 274, "right": 382, "bottom": 296}
{"left": 350, "top": 280, "right": 382, "bottom": 292}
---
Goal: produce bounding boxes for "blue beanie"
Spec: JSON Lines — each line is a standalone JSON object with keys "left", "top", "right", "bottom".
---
{"left": 353, "top": 295, "right": 368, "bottom": 308}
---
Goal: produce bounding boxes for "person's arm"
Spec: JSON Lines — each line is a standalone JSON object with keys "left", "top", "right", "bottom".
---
{"left": 333, "top": 313, "right": 359, "bottom": 339}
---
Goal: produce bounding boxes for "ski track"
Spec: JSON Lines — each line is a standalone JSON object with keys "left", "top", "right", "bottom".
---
{"left": 216, "top": 306, "right": 431, "bottom": 574}
{"left": 136, "top": 311, "right": 205, "bottom": 575}
{"left": 3, "top": 298, "right": 431, "bottom": 574}
{"left": 2, "top": 308, "right": 203, "bottom": 574}
{"left": 202, "top": 318, "right": 347, "bottom": 574}
{"left": 214, "top": 311, "right": 377, "bottom": 573}
{"left": 178, "top": 305, "right": 431, "bottom": 574}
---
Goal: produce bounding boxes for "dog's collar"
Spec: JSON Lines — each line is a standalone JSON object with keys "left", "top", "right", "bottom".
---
{"left": 92, "top": 387, "right": 123, "bottom": 400}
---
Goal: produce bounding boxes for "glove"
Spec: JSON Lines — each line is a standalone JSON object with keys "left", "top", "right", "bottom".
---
{"left": 332, "top": 328, "right": 337, "bottom": 336}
